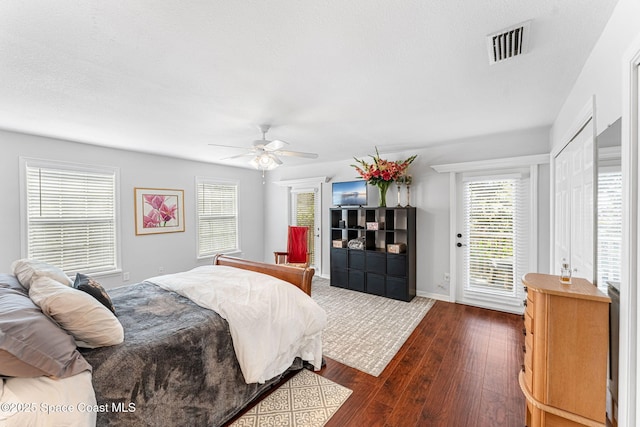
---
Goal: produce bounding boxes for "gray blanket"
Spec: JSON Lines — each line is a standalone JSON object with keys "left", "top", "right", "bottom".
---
{"left": 81, "top": 282, "right": 301, "bottom": 427}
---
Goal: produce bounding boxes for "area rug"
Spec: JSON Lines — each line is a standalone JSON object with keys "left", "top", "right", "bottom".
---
{"left": 230, "top": 369, "right": 352, "bottom": 427}
{"left": 311, "top": 277, "right": 435, "bottom": 376}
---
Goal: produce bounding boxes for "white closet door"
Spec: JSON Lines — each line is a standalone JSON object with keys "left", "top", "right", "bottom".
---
{"left": 554, "top": 119, "right": 595, "bottom": 281}
{"left": 554, "top": 147, "right": 571, "bottom": 269}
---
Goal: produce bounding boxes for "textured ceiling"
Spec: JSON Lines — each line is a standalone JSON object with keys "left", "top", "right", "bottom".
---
{"left": 0, "top": 0, "right": 619, "bottom": 169}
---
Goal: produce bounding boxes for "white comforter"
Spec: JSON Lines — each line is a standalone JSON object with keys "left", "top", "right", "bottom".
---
{"left": 147, "top": 265, "right": 327, "bottom": 384}
{"left": 0, "top": 371, "right": 96, "bottom": 427}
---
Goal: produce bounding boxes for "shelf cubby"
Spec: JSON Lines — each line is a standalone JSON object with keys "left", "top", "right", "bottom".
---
{"left": 329, "top": 206, "right": 416, "bottom": 301}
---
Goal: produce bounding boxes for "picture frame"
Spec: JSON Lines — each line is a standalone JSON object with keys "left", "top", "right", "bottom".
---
{"left": 134, "top": 187, "right": 185, "bottom": 235}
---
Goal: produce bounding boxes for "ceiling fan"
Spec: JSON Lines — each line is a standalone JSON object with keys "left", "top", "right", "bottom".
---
{"left": 209, "top": 124, "right": 318, "bottom": 171}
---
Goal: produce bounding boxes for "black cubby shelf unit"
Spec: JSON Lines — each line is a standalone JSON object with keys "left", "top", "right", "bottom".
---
{"left": 329, "top": 207, "right": 416, "bottom": 302}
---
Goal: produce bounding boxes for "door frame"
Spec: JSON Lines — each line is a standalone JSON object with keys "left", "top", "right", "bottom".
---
{"left": 454, "top": 171, "right": 531, "bottom": 313}
{"left": 275, "top": 176, "right": 329, "bottom": 273}
{"left": 290, "top": 186, "right": 321, "bottom": 268}
{"left": 619, "top": 34, "right": 640, "bottom": 427}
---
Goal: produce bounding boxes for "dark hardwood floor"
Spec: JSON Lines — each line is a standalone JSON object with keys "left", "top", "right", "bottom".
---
{"left": 228, "top": 300, "right": 526, "bottom": 427}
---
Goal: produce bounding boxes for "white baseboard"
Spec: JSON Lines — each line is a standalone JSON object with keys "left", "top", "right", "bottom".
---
{"left": 321, "top": 276, "right": 452, "bottom": 302}
{"left": 416, "top": 290, "right": 451, "bottom": 302}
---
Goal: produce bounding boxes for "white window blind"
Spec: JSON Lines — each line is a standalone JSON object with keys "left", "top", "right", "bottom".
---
{"left": 463, "top": 176, "right": 528, "bottom": 294}
{"left": 24, "top": 160, "right": 118, "bottom": 275}
{"left": 597, "top": 170, "right": 622, "bottom": 284}
{"left": 197, "top": 179, "right": 238, "bottom": 256}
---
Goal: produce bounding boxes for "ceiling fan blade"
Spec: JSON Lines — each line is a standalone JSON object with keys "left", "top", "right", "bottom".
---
{"left": 274, "top": 149, "right": 319, "bottom": 159}
{"left": 264, "top": 139, "right": 288, "bottom": 151}
{"left": 213, "top": 125, "right": 317, "bottom": 166}
{"left": 220, "top": 152, "right": 254, "bottom": 160}
{"left": 208, "top": 143, "right": 246, "bottom": 149}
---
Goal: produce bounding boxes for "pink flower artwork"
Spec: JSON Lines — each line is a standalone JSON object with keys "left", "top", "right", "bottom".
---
{"left": 142, "top": 194, "right": 178, "bottom": 228}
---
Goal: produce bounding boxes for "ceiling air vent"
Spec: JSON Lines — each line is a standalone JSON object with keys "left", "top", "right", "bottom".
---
{"left": 487, "top": 20, "right": 531, "bottom": 64}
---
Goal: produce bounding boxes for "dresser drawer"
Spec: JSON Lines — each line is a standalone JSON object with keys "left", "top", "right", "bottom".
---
{"left": 386, "top": 253, "right": 407, "bottom": 277}
{"left": 365, "top": 251, "right": 386, "bottom": 274}
{"left": 525, "top": 325, "right": 533, "bottom": 350}
{"left": 524, "top": 341, "right": 533, "bottom": 376}
{"left": 525, "top": 295, "right": 534, "bottom": 318}
{"left": 348, "top": 250, "right": 365, "bottom": 270}
{"left": 331, "top": 248, "right": 347, "bottom": 269}
{"left": 543, "top": 412, "right": 585, "bottom": 427}
{"left": 524, "top": 362, "right": 533, "bottom": 392}
{"left": 524, "top": 311, "right": 533, "bottom": 335}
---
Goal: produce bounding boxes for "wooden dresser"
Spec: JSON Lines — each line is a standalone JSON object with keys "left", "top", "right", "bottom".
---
{"left": 519, "top": 273, "right": 610, "bottom": 427}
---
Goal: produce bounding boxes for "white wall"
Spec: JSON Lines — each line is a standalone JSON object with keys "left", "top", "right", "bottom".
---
{"left": 264, "top": 125, "right": 550, "bottom": 300}
{"left": 548, "top": 1, "right": 640, "bottom": 425}
{"left": 551, "top": 0, "right": 640, "bottom": 150}
{"left": 0, "top": 129, "right": 265, "bottom": 288}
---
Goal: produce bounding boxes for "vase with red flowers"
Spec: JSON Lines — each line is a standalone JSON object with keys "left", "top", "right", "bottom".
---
{"left": 352, "top": 147, "right": 417, "bottom": 207}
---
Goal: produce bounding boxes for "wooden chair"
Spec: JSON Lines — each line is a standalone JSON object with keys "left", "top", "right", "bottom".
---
{"left": 274, "top": 226, "right": 310, "bottom": 268}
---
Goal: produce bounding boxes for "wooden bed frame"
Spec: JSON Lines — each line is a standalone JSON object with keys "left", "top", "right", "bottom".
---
{"left": 213, "top": 254, "right": 314, "bottom": 296}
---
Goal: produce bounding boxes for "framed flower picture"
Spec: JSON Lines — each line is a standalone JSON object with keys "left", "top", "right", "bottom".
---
{"left": 134, "top": 188, "right": 185, "bottom": 235}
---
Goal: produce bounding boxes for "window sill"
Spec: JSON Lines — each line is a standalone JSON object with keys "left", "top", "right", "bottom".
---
{"left": 74, "top": 269, "right": 123, "bottom": 280}
{"left": 197, "top": 250, "right": 242, "bottom": 261}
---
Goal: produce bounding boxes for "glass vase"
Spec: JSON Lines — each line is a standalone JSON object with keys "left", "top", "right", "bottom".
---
{"left": 405, "top": 185, "right": 411, "bottom": 207}
{"left": 377, "top": 181, "right": 390, "bottom": 207}
{"left": 396, "top": 184, "right": 402, "bottom": 207}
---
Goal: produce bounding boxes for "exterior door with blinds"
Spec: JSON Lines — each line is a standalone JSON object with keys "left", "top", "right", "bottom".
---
{"left": 291, "top": 187, "right": 320, "bottom": 269}
{"left": 455, "top": 172, "right": 529, "bottom": 313}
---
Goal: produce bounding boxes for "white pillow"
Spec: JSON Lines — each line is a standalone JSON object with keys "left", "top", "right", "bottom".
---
{"left": 29, "top": 276, "right": 124, "bottom": 349}
{"left": 11, "top": 259, "right": 72, "bottom": 290}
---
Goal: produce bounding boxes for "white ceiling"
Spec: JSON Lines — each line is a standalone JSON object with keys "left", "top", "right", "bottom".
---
{"left": 0, "top": 0, "right": 619, "bottom": 169}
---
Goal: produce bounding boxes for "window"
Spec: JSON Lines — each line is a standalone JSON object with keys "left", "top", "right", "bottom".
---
{"left": 597, "top": 169, "right": 622, "bottom": 285}
{"left": 462, "top": 174, "right": 529, "bottom": 296}
{"left": 22, "top": 158, "right": 119, "bottom": 275}
{"left": 196, "top": 179, "right": 238, "bottom": 257}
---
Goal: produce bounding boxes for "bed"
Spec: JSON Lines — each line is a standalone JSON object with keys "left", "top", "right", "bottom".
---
{"left": 0, "top": 255, "right": 326, "bottom": 427}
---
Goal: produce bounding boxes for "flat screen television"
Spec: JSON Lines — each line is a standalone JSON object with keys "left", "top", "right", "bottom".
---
{"left": 332, "top": 180, "right": 367, "bottom": 206}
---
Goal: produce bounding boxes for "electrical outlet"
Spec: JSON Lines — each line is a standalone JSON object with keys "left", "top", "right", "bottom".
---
{"left": 158, "top": 267, "right": 165, "bottom": 273}
{"left": 123, "top": 272, "right": 130, "bottom": 281}
{"left": 444, "top": 272, "right": 450, "bottom": 282}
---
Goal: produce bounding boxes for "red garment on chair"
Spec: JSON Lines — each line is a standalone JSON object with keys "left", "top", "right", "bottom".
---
{"left": 287, "top": 226, "right": 308, "bottom": 264}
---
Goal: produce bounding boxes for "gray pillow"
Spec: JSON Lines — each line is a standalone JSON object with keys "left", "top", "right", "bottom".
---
{"left": 0, "top": 284, "right": 92, "bottom": 378}
{"left": 0, "top": 274, "right": 26, "bottom": 295}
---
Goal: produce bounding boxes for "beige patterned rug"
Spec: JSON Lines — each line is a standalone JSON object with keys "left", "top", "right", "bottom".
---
{"left": 230, "top": 369, "right": 352, "bottom": 427}
{"left": 311, "top": 277, "right": 435, "bottom": 376}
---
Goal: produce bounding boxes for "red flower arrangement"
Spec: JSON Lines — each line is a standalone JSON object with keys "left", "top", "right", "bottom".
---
{"left": 352, "top": 147, "right": 416, "bottom": 206}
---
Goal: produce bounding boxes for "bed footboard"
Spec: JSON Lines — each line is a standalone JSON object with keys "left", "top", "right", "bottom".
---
{"left": 213, "top": 254, "right": 314, "bottom": 296}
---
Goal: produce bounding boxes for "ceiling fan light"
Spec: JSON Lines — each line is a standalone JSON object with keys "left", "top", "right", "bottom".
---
{"left": 259, "top": 153, "right": 273, "bottom": 166}
{"left": 250, "top": 153, "right": 280, "bottom": 170}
